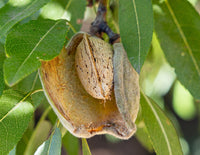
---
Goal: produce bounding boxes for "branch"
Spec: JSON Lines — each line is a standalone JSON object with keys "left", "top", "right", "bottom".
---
{"left": 90, "top": 0, "right": 120, "bottom": 44}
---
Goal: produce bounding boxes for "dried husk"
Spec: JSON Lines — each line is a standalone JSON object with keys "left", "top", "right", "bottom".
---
{"left": 39, "top": 32, "right": 140, "bottom": 139}
{"left": 113, "top": 43, "right": 140, "bottom": 129}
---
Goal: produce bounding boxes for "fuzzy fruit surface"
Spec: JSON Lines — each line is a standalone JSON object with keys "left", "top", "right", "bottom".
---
{"left": 75, "top": 34, "right": 113, "bottom": 100}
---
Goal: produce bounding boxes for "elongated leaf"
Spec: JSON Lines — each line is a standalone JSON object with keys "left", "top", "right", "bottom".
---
{"left": 0, "top": 0, "right": 50, "bottom": 39}
{"left": 0, "top": 89, "right": 34, "bottom": 155}
{"left": 24, "top": 120, "right": 52, "bottom": 155}
{"left": 66, "top": 0, "right": 86, "bottom": 31}
{"left": 119, "top": 0, "right": 153, "bottom": 72}
{"left": 34, "top": 127, "right": 62, "bottom": 155}
{"left": 140, "top": 91, "right": 183, "bottom": 155}
{"left": 82, "top": 139, "right": 91, "bottom": 155}
{"left": 16, "top": 119, "right": 34, "bottom": 155}
{"left": 62, "top": 132, "right": 79, "bottom": 155}
{"left": 4, "top": 19, "right": 69, "bottom": 86}
{"left": 0, "top": 43, "right": 5, "bottom": 96}
{"left": 135, "top": 121, "right": 154, "bottom": 152}
{"left": 153, "top": 0, "right": 200, "bottom": 99}
{"left": 13, "top": 70, "right": 46, "bottom": 108}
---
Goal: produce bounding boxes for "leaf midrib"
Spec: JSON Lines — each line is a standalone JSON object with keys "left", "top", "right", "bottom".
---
{"left": 165, "top": 0, "right": 200, "bottom": 77}
{"left": 0, "top": 101, "right": 21, "bottom": 122}
{"left": 142, "top": 92, "right": 172, "bottom": 155}
{"left": 132, "top": 0, "right": 141, "bottom": 70}
{"left": 10, "top": 20, "right": 62, "bottom": 85}
{"left": 0, "top": 0, "right": 38, "bottom": 33}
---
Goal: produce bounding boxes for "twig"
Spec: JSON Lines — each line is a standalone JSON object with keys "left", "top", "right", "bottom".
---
{"left": 90, "top": 0, "right": 120, "bottom": 44}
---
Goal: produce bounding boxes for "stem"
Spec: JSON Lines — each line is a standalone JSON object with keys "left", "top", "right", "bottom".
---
{"left": 31, "top": 72, "right": 39, "bottom": 91}
{"left": 68, "top": 22, "right": 77, "bottom": 34}
{"left": 31, "top": 89, "right": 44, "bottom": 95}
{"left": 90, "top": 2, "right": 107, "bottom": 36}
{"left": 90, "top": 0, "right": 120, "bottom": 44}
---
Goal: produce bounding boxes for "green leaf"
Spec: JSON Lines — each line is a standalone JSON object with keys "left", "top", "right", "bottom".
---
{"left": 16, "top": 119, "right": 34, "bottom": 155}
{"left": 119, "top": 0, "right": 153, "bottom": 72}
{"left": 66, "top": 0, "right": 86, "bottom": 31}
{"left": 0, "top": 0, "right": 8, "bottom": 8}
{"left": 135, "top": 121, "right": 154, "bottom": 152}
{"left": 0, "top": 0, "right": 50, "bottom": 39}
{"left": 82, "top": 139, "right": 91, "bottom": 155}
{"left": 34, "top": 127, "right": 62, "bottom": 155}
{"left": 24, "top": 120, "right": 52, "bottom": 155}
{"left": 24, "top": 106, "right": 52, "bottom": 155}
{"left": 12, "top": 71, "right": 45, "bottom": 108}
{"left": 4, "top": 19, "right": 69, "bottom": 86}
{"left": 13, "top": 72, "right": 39, "bottom": 93}
{"left": 153, "top": 0, "right": 200, "bottom": 99}
{"left": 0, "top": 89, "right": 34, "bottom": 155}
{"left": 31, "top": 91, "right": 46, "bottom": 108}
{"left": 140, "top": 91, "right": 183, "bottom": 155}
{"left": 0, "top": 43, "right": 5, "bottom": 96}
{"left": 62, "top": 132, "right": 79, "bottom": 155}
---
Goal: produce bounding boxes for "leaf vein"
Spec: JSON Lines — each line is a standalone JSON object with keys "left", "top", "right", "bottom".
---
{"left": 11, "top": 20, "right": 62, "bottom": 83}
{"left": 143, "top": 92, "right": 172, "bottom": 155}
{"left": 0, "top": 0, "right": 38, "bottom": 32}
{"left": 0, "top": 102, "right": 20, "bottom": 122}
{"left": 132, "top": 0, "right": 141, "bottom": 70}
{"left": 165, "top": 0, "right": 200, "bottom": 77}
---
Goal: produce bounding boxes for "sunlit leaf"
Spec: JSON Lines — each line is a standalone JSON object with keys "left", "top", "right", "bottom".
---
{"left": 173, "top": 81, "right": 196, "bottom": 120}
{"left": 0, "top": 89, "right": 34, "bottom": 155}
{"left": 0, "top": 0, "right": 50, "bottom": 39}
{"left": 119, "top": 0, "right": 153, "bottom": 72}
{"left": 153, "top": 0, "right": 200, "bottom": 99}
{"left": 4, "top": 19, "right": 69, "bottom": 86}
{"left": 140, "top": 91, "right": 183, "bottom": 155}
{"left": 34, "top": 127, "right": 62, "bottom": 155}
{"left": 40, "top": 0, "right": 66, "bottom": 20}
{"left": 135, "top": 121, "right": 154, "bottom": 152}
{"left": 82, "top": 139, "right": 91, "bottom": 155}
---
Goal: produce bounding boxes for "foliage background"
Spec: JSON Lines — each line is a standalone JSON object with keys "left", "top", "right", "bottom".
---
{"left": 0, "top": 0, "right": 200, "bottom": 154}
